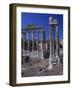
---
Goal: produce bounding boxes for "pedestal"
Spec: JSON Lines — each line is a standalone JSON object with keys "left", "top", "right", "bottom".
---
{"left": 47, "top": 56, "right": 53, "bottom": 70}
{"left": 56, "top": 55, "right": 60, "bottom": 64}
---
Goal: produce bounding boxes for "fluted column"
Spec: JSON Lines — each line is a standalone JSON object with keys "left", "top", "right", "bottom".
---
{"left": 48, "top": 17, "right": 53, "bottom": 70}
{"left": 50, "top": 25, "right": 53, "bottom": 57}
{"left": 28, "top": 31, "right": 30, "bottom": 56}
{"left": 36, "top": 31, "right": 39, "bottom": 58}
{"left": 32, "top": 31, "right": 34, "bottom": 54}
{"left": 22, "top": 32, "right": 26, "bottom": 56}
{"left": 52, "top": 26, "right": 55, "bottom": 57}
{"left": 41, "top": 31, "right": 43, "bottom": 50}
{"left": 40, "top": 31, "right": 44, "bottom": 59}
{"left": 56, "top": 24, "right": 59, "bottom": 63}
{"left": 56, "top": 25, "right": 58, "bottom": 56}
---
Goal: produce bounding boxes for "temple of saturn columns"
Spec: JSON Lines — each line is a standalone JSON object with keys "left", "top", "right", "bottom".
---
{"left": 22, "top": 17, "right": 60, "bottom": 69}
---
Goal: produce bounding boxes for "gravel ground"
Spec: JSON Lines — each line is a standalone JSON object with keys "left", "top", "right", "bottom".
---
{"left": 21, "top": 59, "right": 63, "bottom": 77}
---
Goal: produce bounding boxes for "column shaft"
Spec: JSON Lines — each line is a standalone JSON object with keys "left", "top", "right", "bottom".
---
{"left": 52, "top": 26, "right": 55, "bottom": 56}
{"left": 41, "top": 32, "right": 43, "bottom": 50}
{"left": 37, "top": 32, "right": 39, "bottom": 57}
{"left": 41, "top": 31, "right": 44, "bottom": 59}
{"left": 32, "top": 31, "right": 34, "bottom": 52}
{"left": 50, "top": 25, "right": 53, "bottom": 57}
{"left": 37, "top": 32, "right": 39, "bottom": 51}
{"left": 56, "top": 25, "right": 59, "bottom": 57}
{"left": 22, "top": 32, "right": 26, "bottom": 56}
{"left": 28, "top": 32, "right": 30, "bottom": 56}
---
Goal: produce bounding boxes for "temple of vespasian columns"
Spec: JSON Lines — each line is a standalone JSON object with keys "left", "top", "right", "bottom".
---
{"left": 22, "top": 17, "right": 60, "bottom": 70}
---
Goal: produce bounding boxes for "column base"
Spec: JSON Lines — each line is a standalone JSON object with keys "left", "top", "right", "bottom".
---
{"left": 47, "top": 57, "right": 53, "bottom": 70}
{"left": 56, "top": 55, "right": 60, "bottom": 64}
{"left": 47, "top": 64, "right": 53, "bottom": 70}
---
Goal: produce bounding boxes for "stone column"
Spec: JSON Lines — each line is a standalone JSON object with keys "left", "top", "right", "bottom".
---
{"left": 32, "top": 31, "right": 34, "bottom": 56}
{"left": 22, "top": 32, "right": 26, "bottom": 56}
{"left": 50, "top": 25, "right": 53, "bottom": 57}
{"left": 52, "top": 26, "right": 55, "bottom": 57}
{"left": 56, "top": 24, "right": 59, "bottom": 63}
{"left": 28, "top": 32, "right": 30, "bottom": 55}
{"left": 41, "top": 31, "right": 44, "bottom": 59}
{"left": 41, "top": 31, "right": 43, "bottom": 50}
{"left": 47, "top": 17, "right": 53, "bottom": 70}
{"left": 36, "top": 31, "right": 39, "bottom": 58}
{"left": 50, "top": 24, "right": 55, "bottom": 58}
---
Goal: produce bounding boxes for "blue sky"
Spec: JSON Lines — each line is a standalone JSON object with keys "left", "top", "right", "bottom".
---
{"left": 21, "top": 12, "right": 63, "bottom": 40}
